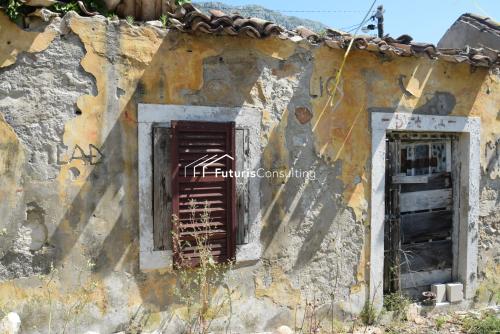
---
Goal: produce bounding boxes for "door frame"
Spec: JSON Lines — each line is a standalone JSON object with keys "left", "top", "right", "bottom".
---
{"left": 370, "top": 112, "right": 480, "bottom": 309}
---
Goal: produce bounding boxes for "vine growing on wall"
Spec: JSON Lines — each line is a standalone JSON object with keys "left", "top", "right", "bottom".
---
{"left": 52, "top": 0, "right": 107, "bottom": 15}
{"left": 0, "top": 0, "right": 104, "bottom": 21}
{"left": 0, "top": 0, "right": 191, "bottom": 22}
{"left": 0, "top": 0, "right": 22, "bottom": 20}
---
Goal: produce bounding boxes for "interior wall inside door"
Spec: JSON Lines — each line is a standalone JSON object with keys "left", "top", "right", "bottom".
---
{"left": 384, "top": 133, "right": 455, "bottom": 298}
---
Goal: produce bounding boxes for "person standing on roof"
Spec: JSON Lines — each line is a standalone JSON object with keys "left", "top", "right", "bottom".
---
{"left": 371, "top": 5, "right": 385, "bottom": 38}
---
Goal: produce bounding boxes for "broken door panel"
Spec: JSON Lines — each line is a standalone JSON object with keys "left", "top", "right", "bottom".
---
{"left": 400, "top": 172, "right": 451, "bottom": 192}
{"left": 401, "top": 210, "right": 452, "bottom": 243}
{"left": 400, "top": 269, "right": 452, "bottom": 290}
{"left": 400, "top": 240, "right": 453, "bottom": 273}
{"left": 400, "top": 188, "right": 452, "bottom": 212}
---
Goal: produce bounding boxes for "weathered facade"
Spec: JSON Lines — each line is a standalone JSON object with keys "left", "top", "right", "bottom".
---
{"left": 0, "top": 8, "right": 499, "bottom": 333}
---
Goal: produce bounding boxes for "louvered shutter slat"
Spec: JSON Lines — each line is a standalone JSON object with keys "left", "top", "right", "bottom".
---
{"left": 171, "top": 121, "right": 237, "bottom": 267}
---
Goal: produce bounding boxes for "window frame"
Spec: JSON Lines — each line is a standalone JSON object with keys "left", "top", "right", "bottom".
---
{"left": 138, "top": 104, "right": 262, "bottom": 271}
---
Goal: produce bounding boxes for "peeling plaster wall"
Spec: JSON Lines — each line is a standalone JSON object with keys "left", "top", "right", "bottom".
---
{"left": 0, "top": 33, "right": 96, "bottom": 181}
{"left": 0, "top": 11, "right": 498, "bottom": 333}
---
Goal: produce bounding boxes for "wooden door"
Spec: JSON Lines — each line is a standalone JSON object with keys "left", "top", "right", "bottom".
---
{"left": 384, "top": 133, "right": 454, "bottom": 296}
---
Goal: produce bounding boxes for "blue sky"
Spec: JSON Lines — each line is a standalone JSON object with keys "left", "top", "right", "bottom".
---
{"left": 213, "top": 0, "right": 499, "bottom": 44}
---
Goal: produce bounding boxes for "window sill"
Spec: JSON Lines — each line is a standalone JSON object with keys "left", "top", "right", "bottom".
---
{"left": 139, "top": 244, "right": 262, "bottom": 271}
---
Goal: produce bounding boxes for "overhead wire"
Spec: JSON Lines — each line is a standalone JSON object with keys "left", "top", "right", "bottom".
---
{"left": 339, "top": 22, "right": 364, "bottom": 31}
{"left": 194, "top": 5, "right": 367, "bottom": 14}
{"left": 312, "top": 0, "right": 378, "bottom": 132}
{"left": 196, "top": 3, "right": 378, "bottom": 32}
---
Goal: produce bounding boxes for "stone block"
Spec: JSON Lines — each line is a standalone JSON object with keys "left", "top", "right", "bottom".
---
{"left": 0, "top": 312, "right": 21, "bottom": 334}
{"left": 446, "top": 283, "right": 464, "bottom": 303}
{"left": 273, "top": 326, "right": 293, "bottom": 334}
{"left": 431, "top": 284, "right": 447, "bottom": 303}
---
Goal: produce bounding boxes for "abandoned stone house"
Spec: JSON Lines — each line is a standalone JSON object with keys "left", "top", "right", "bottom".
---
{"left": 0, "top": 3, "right": 499, "bottom": 333}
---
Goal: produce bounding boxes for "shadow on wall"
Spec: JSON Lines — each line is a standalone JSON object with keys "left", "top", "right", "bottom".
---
{"left": 0, "top": 12, "right": 56, "bottom": 68}
{"left": 256, "top": 60, "right": 369, "bottom": 314}
{"left": 44, "top": 29, "right": 269, "bottom": 311}
{"left": 47, "top": 98, "right": 138, "bottom": 274}
{"left": 32, "top": 20, "right": 493, "bottom": 331}
{"left": 42, "top": 27, "right": 356, "bottom": 320}
{"left": 371, "top": 59, "right": 486, "bottom": 117}
{"left": 42, "top": 25, "right": 366, "bottom": 321}
{"left": 484, "top": 136, "right": 500, "bottom": 179}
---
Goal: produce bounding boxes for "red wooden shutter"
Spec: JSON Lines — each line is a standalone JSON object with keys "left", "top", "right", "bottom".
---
{"left": 171, "top": 121, "right": 237, "bottom": 267}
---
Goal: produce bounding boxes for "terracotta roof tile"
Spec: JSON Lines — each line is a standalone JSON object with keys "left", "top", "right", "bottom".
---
{"left": 158, "top": 4, "right": 499, "bottom": 67}
{"left": 164, "top": 4, "right": 283, "bottom": 38}
{"left": 8, "top": 2, "right": 499, "bottom": 68}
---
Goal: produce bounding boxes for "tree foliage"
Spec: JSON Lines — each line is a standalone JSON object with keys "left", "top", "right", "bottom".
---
{"left": 0, "top": 0, "right": 191, "bottom": 22}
